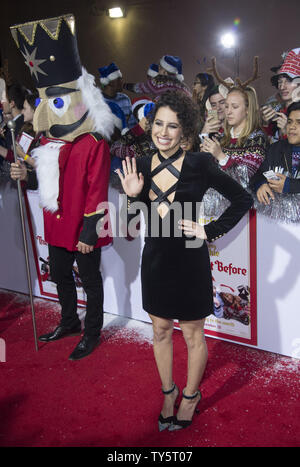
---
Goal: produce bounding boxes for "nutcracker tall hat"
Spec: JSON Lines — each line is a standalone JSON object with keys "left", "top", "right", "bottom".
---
{"left": 10, "top": 14, "right": 82, "bottom": 88}
{"left": 10, "top": 14, "right": 114, "bottom": 141}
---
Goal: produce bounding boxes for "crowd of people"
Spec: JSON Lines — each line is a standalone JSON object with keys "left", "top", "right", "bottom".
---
{"left": 1, "top": 21, "right": 300, "bottom": 434}
{"left": 2, "top": 50, "right": 300, "bottom": 222}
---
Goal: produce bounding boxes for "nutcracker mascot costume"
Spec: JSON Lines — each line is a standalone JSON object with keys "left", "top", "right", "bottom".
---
{"left": 10, "top": 14, "right": 115, "bottom": 360}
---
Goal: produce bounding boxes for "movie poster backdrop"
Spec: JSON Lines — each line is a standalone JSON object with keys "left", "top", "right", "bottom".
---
{"left": 24, "top": 187, "right": 257, "bottom": 347}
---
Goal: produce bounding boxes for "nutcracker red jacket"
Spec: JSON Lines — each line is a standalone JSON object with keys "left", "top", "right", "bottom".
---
{"left": 27, "top": 132, "right": 112, "bottom": 251}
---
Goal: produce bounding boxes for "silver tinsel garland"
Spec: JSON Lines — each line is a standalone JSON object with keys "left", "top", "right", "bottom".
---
{"left": 203, "top": 164, "right": 250, "bottom": 219}
{"left": 203, "top": 163, "right": 300, "bottom": 223}
{"left": 254, "top": 165, "right": 300, "bottom": 223}
{"left": 254, "top": 192, "right": 300, "bottom": 223}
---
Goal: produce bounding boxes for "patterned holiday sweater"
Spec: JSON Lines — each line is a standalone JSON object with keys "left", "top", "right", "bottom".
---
{"left": 202, "top": 129, "right": 268, "bottom": 219}
{"left": 110, "top": 123, "right": 155, "bottom": 160}
{"left": 221, "top": 129, "right": 268, "bottom": 181}
{"left": 123, "top": 74, "right": 192, "bottom": 98}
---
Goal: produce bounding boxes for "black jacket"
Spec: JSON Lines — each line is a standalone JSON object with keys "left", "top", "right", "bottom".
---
{"left": 249, "top": 139, "right": 300, "bottom": 194}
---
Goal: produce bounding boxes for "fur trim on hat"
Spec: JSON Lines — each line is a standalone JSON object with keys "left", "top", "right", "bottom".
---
{"left": 148, "top": 69, "right": 158, "bottom": 78}
{"left": 100, "top": 69, "right": 122, "bottom": 85}
{"left": 132, "top": 97, "right": 152, "bottom": 112}
{"left": 100, "top": 77, "right": 110, "bottom": 86}
{"left": 160, "top": 56, "right": 177, "bottom": 74}
{"left": 159, "top": 57, "right": 184, "bottom": 81}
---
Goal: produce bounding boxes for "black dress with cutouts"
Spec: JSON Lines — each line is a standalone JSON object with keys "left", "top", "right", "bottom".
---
{"left": 127, "top": 149, "right": 253, "bottom": 320}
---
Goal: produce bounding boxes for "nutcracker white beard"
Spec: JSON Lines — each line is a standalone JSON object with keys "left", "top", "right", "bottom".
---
{"left": 33, "top": 67, "right": 115, "bottom": 142}
{"left": 32, "top": 141, "right": 66, "bottom": 212}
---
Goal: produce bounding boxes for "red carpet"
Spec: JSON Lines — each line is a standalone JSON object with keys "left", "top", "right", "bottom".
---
{"left": 0, "top": 288, "right": 299, "bottom": 448}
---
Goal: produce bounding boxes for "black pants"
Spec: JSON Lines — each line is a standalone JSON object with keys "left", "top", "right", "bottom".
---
{"left": 48, "top": 245, "right": 103, "bottom": 337}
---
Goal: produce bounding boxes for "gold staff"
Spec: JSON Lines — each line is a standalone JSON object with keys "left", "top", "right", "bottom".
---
{"left": 7, "top": 119, "right": 38, "bottom": 351}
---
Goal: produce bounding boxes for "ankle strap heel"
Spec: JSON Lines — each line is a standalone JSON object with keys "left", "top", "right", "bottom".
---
{"left": 162, "top": 382, "right": 177, "bottom": 395}
{"left": 182, "top": 388, "right": 202, "bottom": 413}
{"left": 158, "top": 383, "right": 179, "bottom": 432}
{"left": 162, "top": 382, "right": 179, "bottom": 409}
{"left": 168, "top": 388, "right": 202, "bottom": 431}
{"left": 182, "top": 388, "right": 201, "bottom": 400}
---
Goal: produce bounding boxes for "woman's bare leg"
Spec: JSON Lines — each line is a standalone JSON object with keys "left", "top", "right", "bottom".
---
{"left": 149, "top": 314, "right": 178, "bottom": 417}
{"left": 176, "top": 318, "right": 207, "bottom": 420}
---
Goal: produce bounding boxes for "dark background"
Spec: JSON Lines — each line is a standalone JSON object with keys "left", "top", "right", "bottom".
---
{"left": 1, "top": 0, "right": 299, "bottom": 104}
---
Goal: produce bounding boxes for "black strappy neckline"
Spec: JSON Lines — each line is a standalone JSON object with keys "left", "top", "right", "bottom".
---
{"left": 150, "top": 148, "right": 184, "bottom": 206}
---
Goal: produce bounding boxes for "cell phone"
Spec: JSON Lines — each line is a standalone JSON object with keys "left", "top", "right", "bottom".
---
{"left": 263, "top": 170, "right": 280, "bottom": 180}
{"left": 273, "top": 111, "right": 287, "bottom": 123}
{"left": 207, "top": 109, "right": 218, "bottom": 121}
{"left": 209, "top": 132, "right": 222, "bottom": 141}
{"left": 261, "top": 105, "right": 278, "bottom": 122}
{"left": 199, "top": 133, "right": 208, "bottom": 143}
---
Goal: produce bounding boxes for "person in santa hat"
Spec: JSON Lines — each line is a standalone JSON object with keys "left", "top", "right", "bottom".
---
{"left": 10, "top": 14, "right": 115, "bottom": 360}
{"left": 262, "top": 48, "right": 300, "bottom": 142}
{"left": 123, "top": 55, "right": 191, "bottom": 98}
{"left": 98, "top": 62, "right": 137, "bottom": 129}
{"left": 147, "top": 63, "right": 159, "bottom": 79}
{"left": 110, "top": 96, "right": 155, "bottom": 161}
{"left": 109, "top": 97, "right": 155, "bottom": 192}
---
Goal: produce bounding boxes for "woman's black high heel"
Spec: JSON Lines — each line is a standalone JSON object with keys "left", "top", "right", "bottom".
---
{"left": 158, "top": 382, "right": 179, "bottom": 432}
{"left": 168, "top": 388, "right": 202, "bottom": 431}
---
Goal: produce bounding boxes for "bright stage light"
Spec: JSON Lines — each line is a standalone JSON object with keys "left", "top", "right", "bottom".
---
{"left": 221, "top": 33, "right": 236, "bottom": 49}
{"left": 108, "top": 7, "right": 124, "bottom": 18}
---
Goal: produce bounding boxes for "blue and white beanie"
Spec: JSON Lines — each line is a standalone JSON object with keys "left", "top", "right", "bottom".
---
{"left": 106, "top": 101, "right": 129, "bottom": 135}
{"left": 141, "top": 102, "right": 155, "bottom": 119}
{"left": 159, "top": 55, "right": 184, "bottom": 81}
{"left": 132, "top": 96, "right": 154, "bottom": 121}
{"left": 147, "top": 63, "right": 159, "bottom": 78}
{"left": 98, "top": 62, "right": 122, "bottom": 85}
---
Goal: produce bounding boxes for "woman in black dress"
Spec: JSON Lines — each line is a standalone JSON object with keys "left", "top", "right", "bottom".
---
{"left": 117, "top": 91, "right": 253, "bottom": 431}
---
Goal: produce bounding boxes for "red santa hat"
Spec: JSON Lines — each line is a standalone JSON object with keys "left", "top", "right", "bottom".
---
{"left": 131, "top": 96, "right": 153, "bottom": 121}
{"left": 277, "top": 48, "right": 300, "bottom": 80}
{"left": 131, "top": 96, "right": 153, "bottom": 113}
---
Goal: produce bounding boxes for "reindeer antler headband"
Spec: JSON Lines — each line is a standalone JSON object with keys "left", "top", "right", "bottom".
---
{"left": 207, "top": 56, "right": 260, "bottom": 90}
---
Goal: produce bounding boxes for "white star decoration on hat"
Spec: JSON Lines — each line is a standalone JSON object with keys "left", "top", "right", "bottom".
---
{"left": 21, "top": 45, "right": 47, "bottom": 80}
